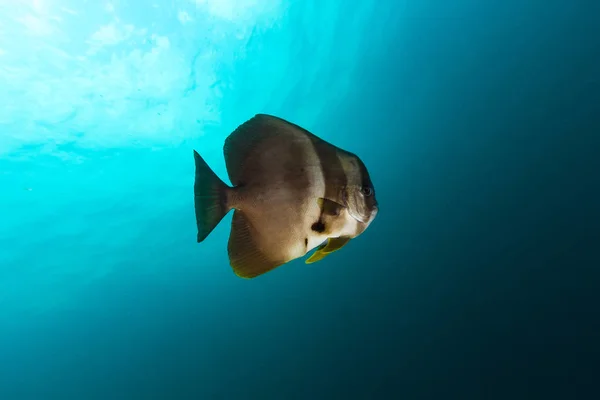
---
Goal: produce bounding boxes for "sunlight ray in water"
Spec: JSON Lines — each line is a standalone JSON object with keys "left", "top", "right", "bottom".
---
{"left": 0, "top": 0, "right": 374, "bottom": 316}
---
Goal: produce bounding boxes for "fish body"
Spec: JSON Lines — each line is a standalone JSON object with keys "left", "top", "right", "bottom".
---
{"left": 193, "top": 114, "right": 378, "bottom": 278}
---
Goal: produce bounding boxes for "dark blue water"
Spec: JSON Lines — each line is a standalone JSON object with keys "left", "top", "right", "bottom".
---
{"left": 1, "top": 1, "right": 598, "bottom": 398}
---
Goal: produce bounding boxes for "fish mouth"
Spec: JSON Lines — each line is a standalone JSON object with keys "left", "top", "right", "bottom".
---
{"left": 369, "top": 206, "right": 379, "bottom": 222}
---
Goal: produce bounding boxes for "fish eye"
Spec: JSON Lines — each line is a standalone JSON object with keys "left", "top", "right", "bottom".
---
{"left": 361, "top": 186, "right": 373, "bottom": 196}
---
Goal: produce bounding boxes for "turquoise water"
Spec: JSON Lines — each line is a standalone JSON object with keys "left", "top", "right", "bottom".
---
{"left": 1, "top": 1, "right": 599, "bottom": 398}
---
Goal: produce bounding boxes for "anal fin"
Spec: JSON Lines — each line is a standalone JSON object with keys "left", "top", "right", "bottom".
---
{"left": 228, "top": 211, "right": 283, "bottom": 279}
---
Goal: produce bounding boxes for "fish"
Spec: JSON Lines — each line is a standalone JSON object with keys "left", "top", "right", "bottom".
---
{"left": 193, "top": 113, "right": 379, "bottom": 279}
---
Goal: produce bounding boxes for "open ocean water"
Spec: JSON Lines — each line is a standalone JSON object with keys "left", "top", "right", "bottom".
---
{"left": 0, "top": 1, "right": 599, "bottom": 399}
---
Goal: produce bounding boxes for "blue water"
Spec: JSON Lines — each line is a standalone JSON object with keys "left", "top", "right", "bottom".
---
{"left": 1, "top": 1, "right": 599, "bottom": 399}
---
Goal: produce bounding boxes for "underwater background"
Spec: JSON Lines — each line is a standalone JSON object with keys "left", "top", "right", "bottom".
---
{"left": 1, "top": 0, "right": 598, "bottom": 399}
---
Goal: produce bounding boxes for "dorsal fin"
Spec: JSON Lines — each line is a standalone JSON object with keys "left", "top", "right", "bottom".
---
{"left": 223, "top": 114, "right": 312, "bottom": 186}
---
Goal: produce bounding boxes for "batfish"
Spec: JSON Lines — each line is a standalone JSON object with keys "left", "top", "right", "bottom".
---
{"left": 193, "top": 114, "right": 379, "bottom": 278}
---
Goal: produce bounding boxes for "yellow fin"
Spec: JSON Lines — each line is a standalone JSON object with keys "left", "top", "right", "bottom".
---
{"left": 305, "top": 236, "right": 351, "bottom": 264}
{"left": 306, "top": 251, "right": 327, "bottom": 264}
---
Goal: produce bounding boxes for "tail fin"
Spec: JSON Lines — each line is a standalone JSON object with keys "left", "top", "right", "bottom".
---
{"left": 193, "top": 150, "right": 231, "bottom": 243}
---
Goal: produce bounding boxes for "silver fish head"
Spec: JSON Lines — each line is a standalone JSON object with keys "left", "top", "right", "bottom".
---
{"left": 339, "top": 154, "right": 379, "bottom": 230}
{"left": 345, "top": 182, "right": 378, "bottom": 227}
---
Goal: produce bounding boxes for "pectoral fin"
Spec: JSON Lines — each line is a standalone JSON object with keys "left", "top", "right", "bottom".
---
{"left": 305, "top": 236, "right": 351, "bottom": 264}
{"left": 317, "top": 198, "right": 345, "bottom": 217}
